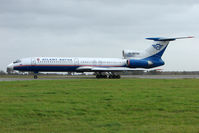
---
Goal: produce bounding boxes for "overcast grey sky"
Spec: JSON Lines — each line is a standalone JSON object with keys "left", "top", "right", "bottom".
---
{"left": 0, "top": 0, "right": 199, "bottom": 71}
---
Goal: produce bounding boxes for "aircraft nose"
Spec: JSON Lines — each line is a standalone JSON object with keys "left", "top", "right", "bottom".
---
{"left": 7, "top": 63, "right": 14, "bottom": 73}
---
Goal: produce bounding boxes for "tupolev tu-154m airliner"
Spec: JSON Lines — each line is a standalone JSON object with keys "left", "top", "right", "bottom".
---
{"left": 7, "top": 36, "right": 193, "bottom": 79}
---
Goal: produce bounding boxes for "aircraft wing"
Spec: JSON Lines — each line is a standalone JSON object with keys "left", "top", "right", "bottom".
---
{"left": 76, "top": 66, "right": 141, "bottom": 72}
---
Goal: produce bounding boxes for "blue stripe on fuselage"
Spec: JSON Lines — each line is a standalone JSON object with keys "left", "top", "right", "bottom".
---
{"left": 14, "top": 65, "right": 80, "bottom": 72}
{"left": 14, "top": 65, "right": 125, "bottom": 72}
{"left": 30, "top": 65, "right": 79, "bottom": 72}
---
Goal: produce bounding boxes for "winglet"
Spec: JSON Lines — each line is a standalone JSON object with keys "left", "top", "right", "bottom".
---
{"left": 146, "top": 36, "right": 194, "bottom": 41}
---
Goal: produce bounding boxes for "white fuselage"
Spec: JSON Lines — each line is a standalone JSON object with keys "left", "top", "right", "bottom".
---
{"left": 7, "top": 57, "right": 128, "bottom": 72}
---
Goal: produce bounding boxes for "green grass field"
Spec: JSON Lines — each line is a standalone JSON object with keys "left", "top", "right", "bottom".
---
{"left": 0, "top": 79, "right": 199, "bottom": 133}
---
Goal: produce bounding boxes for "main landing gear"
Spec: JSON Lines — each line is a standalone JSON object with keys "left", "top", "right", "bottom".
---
{"left": 95, "top": 72, "right": 121, "bottom": 79}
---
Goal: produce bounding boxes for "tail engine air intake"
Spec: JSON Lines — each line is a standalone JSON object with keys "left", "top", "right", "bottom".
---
{"left": 123, "top": 50, "right": 140, "bottom": 59}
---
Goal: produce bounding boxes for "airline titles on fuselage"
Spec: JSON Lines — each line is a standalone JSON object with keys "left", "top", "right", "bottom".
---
{"left": 36, "top": 57, "right": 125, "bottom": 66}
{"left": 40, "top": 58, "right": 73, "bottom": 62}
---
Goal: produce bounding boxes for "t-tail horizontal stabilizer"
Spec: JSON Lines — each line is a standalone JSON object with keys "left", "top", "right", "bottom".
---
{"left": 146, "top": 36, "right": 194, "bottom": 41}
{"left": 142, "top": 36, "right": 194, "bottom": 59}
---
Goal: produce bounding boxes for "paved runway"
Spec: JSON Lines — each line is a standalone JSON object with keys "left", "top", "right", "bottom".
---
{"left": 0, "top": 76, "right": 94, "bottom": 81}
{"left": 0, "top": 75, "right": 199, "bottom": 81}
{"left": 123, "top": 75, "right": 199, "bottom": 79}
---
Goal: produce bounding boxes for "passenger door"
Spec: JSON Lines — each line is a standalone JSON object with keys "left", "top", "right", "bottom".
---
{"left": 74, "top": 58, "right": 79, "bottom": 66}
{"left": 31, "top": 58, "right": 36, "bottom": 65}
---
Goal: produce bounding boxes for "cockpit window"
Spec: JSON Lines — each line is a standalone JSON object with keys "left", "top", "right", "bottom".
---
{"left": 13, "top": 59, "right": 21, "bottom": 64}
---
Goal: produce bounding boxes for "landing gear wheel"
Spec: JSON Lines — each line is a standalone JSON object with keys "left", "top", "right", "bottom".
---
{"left": 103, "top": 75, "right": 107, "bottom": 78}
{"left": 109, "top": 75, "right": 113, "bottom": 79}
{"left": 96, "top": 74, "right": 107, "bottom": 79}
{"left": 116, "top": 75, "right": 121, "bottom": 79}
{"left": 108, "top": 75, "right": 120, "bottom": 79}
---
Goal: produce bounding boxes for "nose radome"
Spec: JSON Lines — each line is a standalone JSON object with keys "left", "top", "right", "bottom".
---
{"left": 7, "top": 63, "right": 14, "bottom": 73}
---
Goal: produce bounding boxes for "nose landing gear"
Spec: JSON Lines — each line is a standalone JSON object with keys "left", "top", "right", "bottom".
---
{"left": 33, "top": 72, "right": 38, "bottom": 79}
{"left": 34, "top": 75, "right": 38, "bottom": 79}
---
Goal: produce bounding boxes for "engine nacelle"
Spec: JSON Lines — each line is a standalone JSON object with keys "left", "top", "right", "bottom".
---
{"left": 122, "top": 50, "right": 141, "bottom": 59}
{"left": 127, "top": 59, "right": 165, "bottom": 68}
{"left": 127, "top": 59, "right": 149, "bottom": 68}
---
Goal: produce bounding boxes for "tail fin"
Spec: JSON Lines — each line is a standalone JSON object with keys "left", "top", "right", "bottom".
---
{"left": 142, "top": 36, "right": 194, "bottom": 59}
